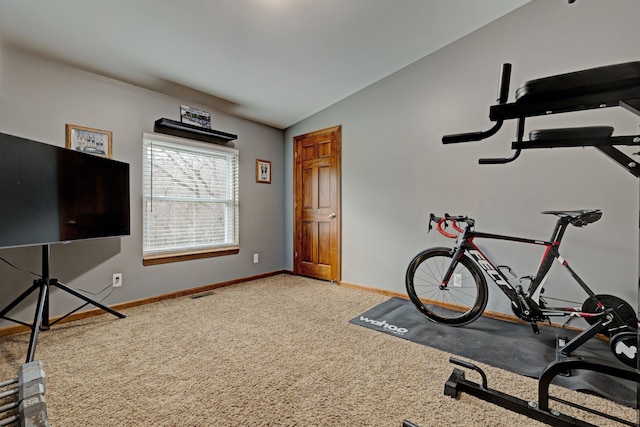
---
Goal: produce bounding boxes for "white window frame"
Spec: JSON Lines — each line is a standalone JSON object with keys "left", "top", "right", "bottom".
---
{"left": 142, "top": 132, "right": 239, "bottom": 265}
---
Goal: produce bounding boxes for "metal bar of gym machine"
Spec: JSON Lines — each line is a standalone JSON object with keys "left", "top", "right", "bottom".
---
{"left": 443, "top": 357, "right": 638, "bottom": 427}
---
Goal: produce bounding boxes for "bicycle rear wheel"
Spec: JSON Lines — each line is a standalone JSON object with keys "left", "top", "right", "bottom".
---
{"left": 406, "top": 247, "right": 488, "bottom": 326}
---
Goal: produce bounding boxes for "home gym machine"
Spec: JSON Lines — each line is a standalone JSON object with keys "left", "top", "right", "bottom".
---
{"left": 403, "top": 61, "right": 640, "bottom": 427}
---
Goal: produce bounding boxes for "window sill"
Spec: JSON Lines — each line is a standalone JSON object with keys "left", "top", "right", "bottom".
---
{"left": 143, "top": 248, "right": 239, "bottom": 266}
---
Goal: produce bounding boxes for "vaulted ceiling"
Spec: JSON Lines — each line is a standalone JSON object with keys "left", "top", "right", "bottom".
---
{"left": 0, "top": 0, "right": 531, "bottom": 129}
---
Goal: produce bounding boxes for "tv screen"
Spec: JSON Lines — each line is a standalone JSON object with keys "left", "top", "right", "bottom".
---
{"left": 0, "top": 132, "right": 130, "bottom": 249}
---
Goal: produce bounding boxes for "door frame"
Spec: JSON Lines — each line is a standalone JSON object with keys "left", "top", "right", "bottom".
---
{"left": 293, "top": 125, "right": 342, "bottom": 282}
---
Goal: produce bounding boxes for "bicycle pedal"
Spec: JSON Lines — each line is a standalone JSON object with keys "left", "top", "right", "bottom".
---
{"left": 530, "top": 322, "right": 539, "bottom": 334}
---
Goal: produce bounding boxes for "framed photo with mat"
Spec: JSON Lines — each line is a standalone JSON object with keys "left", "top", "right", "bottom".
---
{"left": 256, "top": 159, "right": 271, "bottom": 184}
{"left": 65, "top": 124, "right": 112, "bottom": 158}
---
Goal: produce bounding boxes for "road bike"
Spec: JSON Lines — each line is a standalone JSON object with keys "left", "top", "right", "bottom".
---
{"left": 405, "top": 209, "right": 638, "bottom": 367}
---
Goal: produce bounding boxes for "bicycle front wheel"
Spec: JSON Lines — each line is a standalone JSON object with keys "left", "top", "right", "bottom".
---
{"left": 406, "top": 247, "right": 488, "bottom": 326}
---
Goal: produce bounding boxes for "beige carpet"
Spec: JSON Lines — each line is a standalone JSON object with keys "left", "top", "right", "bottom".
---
{"left": 0, "top": 274, "right": 634, "bottom": 426}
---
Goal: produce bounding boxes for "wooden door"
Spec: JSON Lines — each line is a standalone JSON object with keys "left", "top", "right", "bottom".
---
{"left": 294, "top": 126, "right": 341, "bottom": 281}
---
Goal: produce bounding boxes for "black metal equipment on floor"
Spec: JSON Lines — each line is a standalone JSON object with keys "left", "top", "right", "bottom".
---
{"left": 0, "top": 245, "right": 125, "bottom": 363}
{"left": 423, "top": 61, "right": 640, "bottom": 426}
{"left": 444, "top": 357, "right": 638, "bottom": 427}
{"left": 403, "top": 355, "right": 639, "bottom": 427}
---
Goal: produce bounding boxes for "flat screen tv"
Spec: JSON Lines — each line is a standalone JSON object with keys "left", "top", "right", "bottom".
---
{"left": 0, "top": 132, "right": 130, "bottom": 249}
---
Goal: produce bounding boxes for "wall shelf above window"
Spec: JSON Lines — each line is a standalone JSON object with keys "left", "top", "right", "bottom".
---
{"left": 154, "top": 118, "right": 237, "bottom": 146}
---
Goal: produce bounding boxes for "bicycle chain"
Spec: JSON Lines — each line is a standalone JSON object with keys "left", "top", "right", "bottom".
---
{"left": 541, "top": 295, "right": 582, "bottom": 306}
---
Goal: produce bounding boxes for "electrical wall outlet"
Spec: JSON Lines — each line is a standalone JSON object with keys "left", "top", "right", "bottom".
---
{"left": 253, "top": 253, "right": 259, "bottom": 264}
{"left": 112, "top": 273, "right": 123, "bottom": 287}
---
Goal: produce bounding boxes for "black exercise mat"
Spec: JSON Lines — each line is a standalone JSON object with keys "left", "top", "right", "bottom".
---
{"left": 350, "top": 297, "right": 637, "bottom": 408}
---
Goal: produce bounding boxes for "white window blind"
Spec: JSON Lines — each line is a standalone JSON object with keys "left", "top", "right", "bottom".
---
{"left": 142, "top": 133, "right": 239, "bottom": 257}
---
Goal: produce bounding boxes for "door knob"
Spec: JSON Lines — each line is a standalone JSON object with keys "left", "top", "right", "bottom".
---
{"left": 328, "top": 213, "right": 337, "bottom": 218}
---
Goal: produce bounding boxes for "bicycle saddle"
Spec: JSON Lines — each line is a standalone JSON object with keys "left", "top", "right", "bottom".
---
{"left": 541, "top": 209, "right": 602, "bottom": 227}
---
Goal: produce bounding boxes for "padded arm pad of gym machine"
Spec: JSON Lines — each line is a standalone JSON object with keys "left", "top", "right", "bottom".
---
{"left": 516, "top": 61, "right": 640, "bottom": 103}
{"left": 492, "top": 61, "right": 640, "bottom": 120}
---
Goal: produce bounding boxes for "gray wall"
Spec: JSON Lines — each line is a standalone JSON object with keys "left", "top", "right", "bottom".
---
{"left": 0, "top": 47, "right": 285, "bottom": 326}
{"left": 285, "top": 0, "right": 640, "bottom": 315}
{"left": 0, "top": 0, "right": 638, "bottom": 326}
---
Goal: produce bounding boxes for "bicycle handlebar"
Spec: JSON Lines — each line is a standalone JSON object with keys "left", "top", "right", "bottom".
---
{"left": 429, "top": 213, "right": 474, "bottom": 238}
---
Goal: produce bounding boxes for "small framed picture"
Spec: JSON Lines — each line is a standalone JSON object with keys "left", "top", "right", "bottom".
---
{"left": 65, "top": 124, "right": 112, "bottom": 158}
{"left": 256, "top": 159, "right": 271, "bottom": 184}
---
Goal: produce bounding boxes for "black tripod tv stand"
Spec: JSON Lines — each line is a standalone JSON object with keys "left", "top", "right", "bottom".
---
{"left": 0, "top": 245, "right": 126, "bottom": 363}
{"left": 0, "top": 131, "right": 130, "bottom": 363}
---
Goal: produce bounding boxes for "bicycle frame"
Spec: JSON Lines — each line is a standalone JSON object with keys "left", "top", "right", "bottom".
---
{"left": 442, "top": 219, "right": 602, "bottom": 323}
{"left": 407, "top": 211, "right": 637, "bottom": 364}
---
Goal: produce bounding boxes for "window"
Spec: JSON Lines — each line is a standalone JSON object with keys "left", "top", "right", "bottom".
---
{"left": 142, "top": 133, "right": 239, "bottom": 265}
